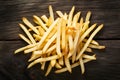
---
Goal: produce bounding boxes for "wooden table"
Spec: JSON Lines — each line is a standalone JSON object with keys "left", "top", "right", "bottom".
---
{"left": 0, "top": 0, "right": 120, "bottom": 80}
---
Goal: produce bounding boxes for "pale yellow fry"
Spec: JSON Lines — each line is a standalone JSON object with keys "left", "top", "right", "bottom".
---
{"left": 85, "top": 11, "right": 91, "bottom": 22}
{"left": 55, "top": 62, "right": 62, "bottom": 69}
{"left": 79, "top": 58, "right": 85, "bottom": 74}
{"left": 55, "top": 58, "right": 93, "bottom": 73}
{"left": 41, "top": 15, "right": 48, "bottom": 23}
{"left": 28, "top": 51, "right": 42, "bottom": 61}
{"left": 72, "top": 12, "right": 81, "bottom": 27}
{"left": 72, "top": 18, "right": 83, "bottom": 63}
{"left": 41, "top": 62, "right": 46, "bottom": 70}
{"left": 58, "top": 57, "right": 64, "bottom": 66}
{"left": 46, "top": 44, "right": 56, "bottom": 53}
{"left": 19, "top": 34, "right": 32, "bottom": 44}
{"left": 22, "top": 17, "right": 39, "bottom": 35}
{"left": 42, "top": 33, "right": 57, "bottom": 53}
{"left": 88, "top": 44, "right": 105, "bottom": 49}
{"left": 47, "top": 26, "right": 57, "bottom": 39}
{"left": 28, "top": 26, "right": 39, "bottom": 31}
{"left": 82, "top": 21, "right": 90, "bottom": 32}
{"left": 85, "top": 48, "right": 93, "bottom": 52}
{"left": 67, "top": 35, "right": 74, "bottom": 58}
{"left": 33, "top": 15, "right": 48, "bottom": 31}
{"left": 24, "top": 46, "right": 37, "bottom": 54}
{"left": 19, "top": 24, "right": 36, "bottom": 44}
{"left": 45, "top": 64, "right": 52, "bottom": 76}
{"left": 56, "top": 11, "right": 64, "bottom": 17}
{"left": 27, "top": 55, "right": 60, "bottom": 68}
{"left": 38, "top": 26, "right": 45, "bottom": 36}
{"left": 49, "top": 5, "right": 54, "bottom": 23}
{"left": 64, "top": 55, "right": 72, "bottom": 73}
{"left": 76, "top": 24, "right": 104, "bottom": 60}
{"left": 14, "top": 43, "right": 37, "bottom": 54}
{"left": 68, "top": 6, "right": 75, "bottom": 26}
{"left": 61, "top": 18, "right": 66, "bottom": 50}
{"left": 50, "top": 59, "right": 56, "bottom": 67}
{"left": 56, "top": 19, "right": 62, "bottom": 57}
{"left": 82, "top": 54, "right": 96, "bottom": 60}
{"left": 63, "top": 13, "right": 68, "bottom": 20}
{"left": 83, "top": 39, "right": 99, "bottom": 46}
{"left": 78, "top": 24, "right": 97, "bottom": 44}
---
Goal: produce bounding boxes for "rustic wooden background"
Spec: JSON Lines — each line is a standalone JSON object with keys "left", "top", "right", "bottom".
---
{"left": 0, "top": 0, "right": 120, "bottom": 80}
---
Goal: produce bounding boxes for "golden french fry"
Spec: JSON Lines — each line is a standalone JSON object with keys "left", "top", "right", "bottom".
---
{"left": 22, "top": 17, "right": 39, "bottom": 35}
{"left": 19, "top": 34, "right": 32, "bottom": 44}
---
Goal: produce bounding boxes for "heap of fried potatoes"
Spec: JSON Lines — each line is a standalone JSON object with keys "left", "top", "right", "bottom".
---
{"left": 15, "top": 5, "right": 105, "bottom": 76}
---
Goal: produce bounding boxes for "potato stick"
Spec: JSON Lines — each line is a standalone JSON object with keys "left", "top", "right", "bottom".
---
{"left": 19, "top": 34, "right": 32, "bottom": 44}
{"left": 82, "top": 54, "right": 96, "bottom": 60}
{"left": 19, "top": 24, "right": 36, "bottom": 44}
{"left": 67, "top": 35, "right": 74, "bottom": 58}
{"left": 83, "top": 39, "right": 99, "bottom": 46}
{"left": 47, "top": 26, "right": 57, "bottom": 39}
{"left": 22, "top": 17, "right": 39, "bottom": 35}
{"left": 27, "top": 55, "right": 60, "bottom": 68}
{"left": 24, "top": 46, "right": 37, "bottom": 54}
{"left": 41, "top": 15, "right": 48, "bottom": 23}
{"left": 85, "top": 48, "right": 92, "bottom": 52}
{"left": 58, "top": 57, "right": 64, "bottom": 66}
{"left": 14, "top": 43, "right": 37, "bottom": 54}
{"left": 45, "top": 64, "right": 52, "bottom": 76}
{"left": 64, "top": 55, "right": 72, "bottom": 73}
{"left": 68, "top": 6, "right": 75, "bottom": 26}
{"left": 56, "top": 19, "right": 62, "bottom": 57}
{"left": 85, "top": 11, "right": 91, "bottom": 22}
{"left": 49, "top": 5, "right": 54, "bottom": 23}
{"left": 82, "top": 21, "right": 90, "bottom": 32}
{"left": 28, "top": 51, "right": 42, "bottom": 61}
{"left": 33, "top": 15, "right": 48, "bottom": 31}
{"left": 55, "top": 58, "right": 93, "bottom": 73}
{"left": 46, "top": 17, "right": 52, "bottom": 26}
{"left": 78, "top": 24, "right": 97, "bottom": 44}
{"left": 61, "top": 18, "right": 66, "bottom": 50}
{"left": 63, "top": 13, "right": 68, "bottom": 20}
{"left": 56, "top": 11, "right": 64, "bottom": 17}
{"left": 76, "top": 24, "right": 103, "bottom": 60}
{"left": 46, "top": 44, "right": 56, "bottom": 53}
{"left": 72, "top": 19, "right": 83, "bottom": 63}
{"left": 28, "top": 26, "right": 39, "bottom": 31}
{"left": 88, "top": 44, "right": 105, "bottom": 49}
{"left": 41, "top": 62, "right": 46, "bottom": 70}
{"left": 55, "top": 62, "right": 62, "bottom": 69}
{"left": 72, "top": 12, "right": 81, "bottom": 27}
{"left": 79, "top": 58, "right": 85, "bottom": 74}
{"left": 43, "top": 33, "right": 57, "bottom": 53}
{"left": 50, "top": 59, "right": 56, "bottom": 67}
{"left": 38, "top": 26, "right": 45, "bottom": 36}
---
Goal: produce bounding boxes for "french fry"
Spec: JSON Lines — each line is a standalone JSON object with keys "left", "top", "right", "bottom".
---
{"left": 22, "top": 17, "right": 39, "bottom": 35}
{"left": 19, "top": 34, "right": 32, "bottom": 44}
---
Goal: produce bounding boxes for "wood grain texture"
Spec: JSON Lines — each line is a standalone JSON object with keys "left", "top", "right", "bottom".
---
{"left": 0, "top": 40, "right": 120, "bottom": 80}
{"left": 0, "top": 0, "right": 120, "bottom": 80}
{"left": 0, "top": 0, "right": 120, "bottom": 40}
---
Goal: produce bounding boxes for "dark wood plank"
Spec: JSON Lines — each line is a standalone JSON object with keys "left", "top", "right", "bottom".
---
{"left": 0, "top": 40, "right": 120, "bottom": 80}
{"left": 0, "top": 0, "right": 120, "bottom": 40}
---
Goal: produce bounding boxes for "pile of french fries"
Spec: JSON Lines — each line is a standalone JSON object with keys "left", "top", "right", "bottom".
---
{"left": 15, "top": 5, "right": 105, "bottom": 76}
